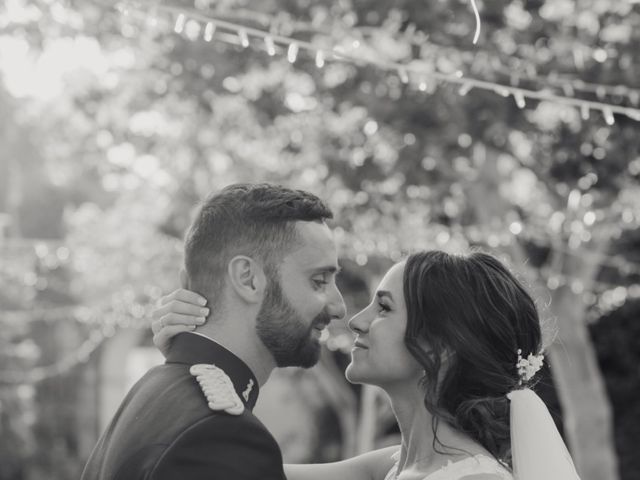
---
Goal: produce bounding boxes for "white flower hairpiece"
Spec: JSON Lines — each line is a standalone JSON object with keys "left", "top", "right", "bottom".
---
{"left": 516, "top": 349, "right": 544, "bottom": 383}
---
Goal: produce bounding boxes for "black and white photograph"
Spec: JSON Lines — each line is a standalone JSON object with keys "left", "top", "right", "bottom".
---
{"left": 1, "top": 1, "right": 639, "bottom": 479}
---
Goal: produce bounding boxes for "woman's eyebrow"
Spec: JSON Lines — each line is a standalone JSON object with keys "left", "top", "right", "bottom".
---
{"left": 376, "top": 290, "right": 394, "bottom": 302}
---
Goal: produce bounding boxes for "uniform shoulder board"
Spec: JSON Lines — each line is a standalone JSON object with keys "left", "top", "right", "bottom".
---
{"left": 190, "top": 364, "right": 244, "bottom": 415}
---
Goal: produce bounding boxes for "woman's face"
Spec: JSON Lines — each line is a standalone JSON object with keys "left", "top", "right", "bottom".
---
{"left": 345, "top": 262, "right": 423, "bottom": 387}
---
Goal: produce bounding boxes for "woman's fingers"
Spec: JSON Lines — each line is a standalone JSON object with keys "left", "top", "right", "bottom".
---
{"left": 153, "top": 301, "right": 209, "bottom": 320}
{"left": 159, "top": 289, "right": 207, "bottom": 307}
{"left": 151, "top": 312, "right": 206, "bottom": 334}
{"left": 154, "top": 325, "right": 197, "bottom": 356}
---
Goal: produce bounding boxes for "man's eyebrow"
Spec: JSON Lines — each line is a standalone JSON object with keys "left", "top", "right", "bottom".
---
{"left": 311, "top": 265, "right": 342, "bottom": 274}
{"left": 376, "top": 290, "right": 394, "bottom": 302}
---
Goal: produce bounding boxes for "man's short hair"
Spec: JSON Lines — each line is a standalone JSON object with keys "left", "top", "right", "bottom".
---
{"left": 184, "top": 183, "right": 333, "bottom": 309}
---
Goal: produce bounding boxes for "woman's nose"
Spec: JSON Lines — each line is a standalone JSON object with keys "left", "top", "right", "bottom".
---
{"left": 347, "top": 307, "right": 371, "bottom": 334}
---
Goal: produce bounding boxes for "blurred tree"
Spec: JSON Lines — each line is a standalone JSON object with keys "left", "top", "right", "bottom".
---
{"left": 1, "top": 0, "right": 639, "bottom": 479}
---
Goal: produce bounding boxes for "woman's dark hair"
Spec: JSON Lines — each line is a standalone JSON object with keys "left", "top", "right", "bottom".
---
{"left": 403, "top": 250, "right": 542, "bottom": 465}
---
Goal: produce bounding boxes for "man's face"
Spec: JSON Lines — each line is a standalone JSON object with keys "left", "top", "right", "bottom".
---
{"left": 255, "top": 221, "right": 346, "bottom": 368}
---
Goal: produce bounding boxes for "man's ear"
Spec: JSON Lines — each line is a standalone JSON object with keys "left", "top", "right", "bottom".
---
{"left": 227, "top": 256, "right": 267, "bottom": 304}
{"left": 179, "top": 268, "right": 189, "bottom": 289}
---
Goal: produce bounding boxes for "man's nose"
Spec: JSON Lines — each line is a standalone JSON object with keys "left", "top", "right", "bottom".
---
{"left": 327, "top": 283, "right": 347, "bottom": 321}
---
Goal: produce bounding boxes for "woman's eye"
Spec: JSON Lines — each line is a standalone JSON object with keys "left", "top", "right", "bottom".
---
{"left": 377, "top": 302, "right": 390, "bottom": 313}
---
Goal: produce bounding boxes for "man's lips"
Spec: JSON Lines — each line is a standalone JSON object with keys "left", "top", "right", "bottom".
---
{"left": 353, "top": 339, "right": 368, "bottom": 349}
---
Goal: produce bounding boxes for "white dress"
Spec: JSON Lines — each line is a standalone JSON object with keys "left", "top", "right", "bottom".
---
{"left": 383, "top": 451, "right": 513, "bottom": 480}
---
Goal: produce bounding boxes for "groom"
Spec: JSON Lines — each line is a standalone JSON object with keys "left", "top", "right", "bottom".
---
{"left": 81, "top": 183, "right": 346, "bottom": 479}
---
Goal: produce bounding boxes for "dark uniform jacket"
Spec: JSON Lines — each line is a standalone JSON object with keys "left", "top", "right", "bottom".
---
{"left": 81, "top": 333, "right": 286, "bottom": 480}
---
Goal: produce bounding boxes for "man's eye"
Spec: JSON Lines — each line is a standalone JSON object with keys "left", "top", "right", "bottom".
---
{"left": 313, "top": 278, "right": 328, "bottom": 287}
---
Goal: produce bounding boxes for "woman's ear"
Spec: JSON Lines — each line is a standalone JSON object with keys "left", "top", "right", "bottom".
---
{"left": 227, "top": 256, "right": 267, "bottom": 304}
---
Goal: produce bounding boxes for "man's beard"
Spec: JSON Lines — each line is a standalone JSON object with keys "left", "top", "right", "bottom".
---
{"left": 255, "top": 276, "right": 331, "bottom": 368}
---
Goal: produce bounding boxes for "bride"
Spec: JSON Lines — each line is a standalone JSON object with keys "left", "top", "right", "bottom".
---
{"left": 152, "top": 250, "right": 581, "bottom": 480}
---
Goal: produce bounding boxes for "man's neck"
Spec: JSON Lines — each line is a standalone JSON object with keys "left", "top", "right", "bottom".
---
{"left": 191, "top": 325, "right": 275, "bottom": 387}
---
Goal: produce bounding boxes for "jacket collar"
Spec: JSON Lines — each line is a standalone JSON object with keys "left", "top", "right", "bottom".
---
{"left": 165, "top": 332, "right": 259, "bottom": 411}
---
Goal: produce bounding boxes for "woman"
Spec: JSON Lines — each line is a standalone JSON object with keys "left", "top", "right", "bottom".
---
{"left": 152, "top": 250, "right": 580, "bottom": 480}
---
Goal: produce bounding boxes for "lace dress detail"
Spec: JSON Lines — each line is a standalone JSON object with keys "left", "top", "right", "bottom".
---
{"left": 383, "top": 450, "right": 513, "bottom": 480}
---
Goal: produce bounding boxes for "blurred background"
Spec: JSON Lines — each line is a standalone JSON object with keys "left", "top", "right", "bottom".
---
{"left": 1, "top": 0, "right": 639, "bottom": 479}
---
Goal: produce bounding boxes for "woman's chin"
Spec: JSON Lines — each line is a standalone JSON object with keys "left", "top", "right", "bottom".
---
{"left": 345, "top": 363, "right": 367, "bottom": 385}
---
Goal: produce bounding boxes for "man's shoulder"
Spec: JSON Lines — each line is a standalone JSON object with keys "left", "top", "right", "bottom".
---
{"left": 138, "top": 363, "right": 279, "bottom": 447}
{"left": 150, "top": 409, "right": 286, "bottom": 480}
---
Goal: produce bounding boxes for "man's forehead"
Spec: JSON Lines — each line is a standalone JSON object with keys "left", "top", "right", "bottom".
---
{"left": 285, "top": 221, "right": 339, "bottom": 268}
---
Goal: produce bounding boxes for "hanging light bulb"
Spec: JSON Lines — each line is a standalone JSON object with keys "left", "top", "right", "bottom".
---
{"left": 264, "top": 36, "right": 276, "bottom": 55}
{"left": 458, "top": 83, "right": 473, "bottom": 96}
{"left": 513, "top": 91, "right": 526, "bottom": 108}
{"left": 398, "top": 67, "right": 409, "bottom": 84}
{"left": 238, "top": 29, "right": 249, "bottom": 48}
{"left": 147, "top": 7, "right": 159, "bottom": 28}
{"left": 603, "top": 107, "right": 615, "bottom": 125}
{"left": 203, "top": 22, "right": 216, "bottom": 42}
{"left": 418, "top": 77, "right": 428, "bottom": 91}
{"left": 495, "top": 86, "right": 510, "bottom": 97}
{"left": 174, "top": 13, "right": 186, "bottom": 34}
{"left": 581, "top": 104, "right": 590, "bottom": 120}
{"left": 287, "top": 42, "right": 299, "bottom": 63}
{"left": 315, "top": 50, "right": 325, "bottom": 68}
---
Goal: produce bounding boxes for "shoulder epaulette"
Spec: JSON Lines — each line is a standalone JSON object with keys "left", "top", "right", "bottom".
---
{"left": 189, "top": 364, "right": 244, "bottom": 415}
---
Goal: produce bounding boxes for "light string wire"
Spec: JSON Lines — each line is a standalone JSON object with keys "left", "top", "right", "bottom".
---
{"left": 141, "top": 4, "right": 640, "bottom": 102}
{"left": 119, "top": 1, "right": 640, "bottom": 123}
{"left": 469, "top": 0, "right": 481, "bottom": 45}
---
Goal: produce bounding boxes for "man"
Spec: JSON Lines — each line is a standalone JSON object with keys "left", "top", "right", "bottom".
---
{"left": 81, "top": 183, "right": 346, "bottom": 480}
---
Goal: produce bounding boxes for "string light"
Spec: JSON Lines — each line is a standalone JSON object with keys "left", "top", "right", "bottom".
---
{"left": 203, "top": 21, "right": 215, "bottom": 41}
{"left": 238, "top": 28, "right": 250, "bottom": 47}
{"left": 492, "top": 64, "right": 640, "bottom": 104}
{"left": 495, "top": 86, "right": 510, "bottom": 97}
{"left": 469, "top": 0, "right": 481, "bottom": 44}
{"left": 0, "top": 310, "right": 152, "bottom": 385}
{"left": 173, "top": 13, "right": 185, "bottom": 33}
{"left": 458, "top": 83, "right": 473, "bottom": 96}
{"left": 513, "top": 90, "right": 526, "bottom": 109}
{"left": 124, "top": 2, "right": 640, "bottom": 123}
{"left": 315, "top": 50, "right": 325, "bottom": 68}
{"left": 125, "top": 0, "right": 640, "bottom": 108}
{"left": 119, "top": 1, "right": 640, "bottom": 109}
{"left": 627, "top": 110, "right": 640, "bottom": 121}
{"left": 603, "top": 107, "right": 615, "bottom": 126}
{"left": 264, "top": 35, "right": 276, "bottom": 56}
{"left": 287, "top": 42, "right": 299, "bottom": 63}
{"left": 398, "top": 67, "right": 409, "bottom": 84}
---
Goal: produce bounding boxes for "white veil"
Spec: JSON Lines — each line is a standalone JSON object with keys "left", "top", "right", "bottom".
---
{"left": 508, "top": 388, "right": 582, "bottom": 480}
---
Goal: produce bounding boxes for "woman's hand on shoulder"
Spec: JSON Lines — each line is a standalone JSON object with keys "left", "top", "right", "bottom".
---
{"left": 151, "top": 289, "right": 209, "bottom": 357}
{"left": 459, "top": 475, "right": 509, "bottom": 480}
{"left": 284, "top": 445, "right": 399, "bottom": 480}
